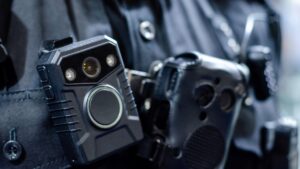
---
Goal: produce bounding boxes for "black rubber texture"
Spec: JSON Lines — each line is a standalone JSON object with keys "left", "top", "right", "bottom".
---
{"left": 183, "top": 126, "right": 225, "bottom": 169}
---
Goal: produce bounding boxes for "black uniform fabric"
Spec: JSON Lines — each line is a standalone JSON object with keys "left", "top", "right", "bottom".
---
{"left": 0, "top": 0, "right": 280, "bottom": 169}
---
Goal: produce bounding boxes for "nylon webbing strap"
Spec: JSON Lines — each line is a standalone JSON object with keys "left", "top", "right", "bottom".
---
{"left": 198, "top": 0, "right": 241, "bottom": 62}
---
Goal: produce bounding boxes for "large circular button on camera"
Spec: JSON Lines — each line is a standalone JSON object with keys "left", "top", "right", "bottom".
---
{"left": 86, "top": 85, "right": 123, "bottom": 129}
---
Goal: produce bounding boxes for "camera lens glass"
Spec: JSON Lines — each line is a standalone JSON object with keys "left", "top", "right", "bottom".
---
{"left": 82, "top": 57, "right": 101, "bottom": 78}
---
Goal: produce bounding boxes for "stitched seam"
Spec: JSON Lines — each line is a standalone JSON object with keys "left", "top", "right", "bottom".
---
{"left": 0, "top": 98, "right": 45, "bottom": 103}
{"left": 0, "top": 88, "right": 43, "bottom": 96}
{"left": 0, "top": 88, "right": 45, "bottom": 103}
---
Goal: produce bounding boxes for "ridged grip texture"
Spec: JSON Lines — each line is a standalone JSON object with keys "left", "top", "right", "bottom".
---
{"left": 119, "top": 71, "right": 138, "bottom": 117}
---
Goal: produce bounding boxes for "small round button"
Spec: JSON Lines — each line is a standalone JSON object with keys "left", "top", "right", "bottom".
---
{"left": 139, "top": 21, "right": 156, "bottom": 41}
{"left": 3, "top": 140, "right": 23, "bottom": 161}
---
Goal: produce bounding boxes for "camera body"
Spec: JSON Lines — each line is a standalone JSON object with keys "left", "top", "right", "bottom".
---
{"left": 150, "top": 53, "right": 249, "bottom": 169}
{"left": 36, "top": 36, "right": 143, "bottom": 166}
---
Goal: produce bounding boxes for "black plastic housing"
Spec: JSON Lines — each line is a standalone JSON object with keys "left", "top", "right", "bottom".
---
{"left": 261, "top": 117, "right": 298, "bottom": 169}
{"left": 153, "top": 52, "right": 249, "bottom": 169}
{"left": 36, "top": 36, "right": 143, "bottom": 166}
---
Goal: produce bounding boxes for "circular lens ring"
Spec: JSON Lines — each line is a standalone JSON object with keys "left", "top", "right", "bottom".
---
{"left": 86, "top": 85, "right": 123, "bottom": 129}
{"left": 82, "top": 57, "right": 101, "bottom": 79}
{"left": 195, "top": 84, "right": 215, "bottom": 107}
{"left": 220, "top": 89, "right": 236, "bottom": 112}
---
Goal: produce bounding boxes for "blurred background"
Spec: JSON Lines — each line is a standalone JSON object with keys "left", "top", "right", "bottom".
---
{"left": 270, "top": 0, "right": 300, "bottom": 167}
{"left": 269, "top": 0, "right": 300, "bottom": 120}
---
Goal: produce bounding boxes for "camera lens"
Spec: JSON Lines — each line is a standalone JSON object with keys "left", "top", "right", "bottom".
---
{"left": 82, "top": 57, "right": 101, "bottom": 78}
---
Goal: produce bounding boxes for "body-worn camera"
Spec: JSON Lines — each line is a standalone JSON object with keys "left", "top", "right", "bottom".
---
{"left": 36, "top": 36, "right": 143, "bottom": 166}
{"left": 135, "top": 53, "right": 249, "bottom": 169}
